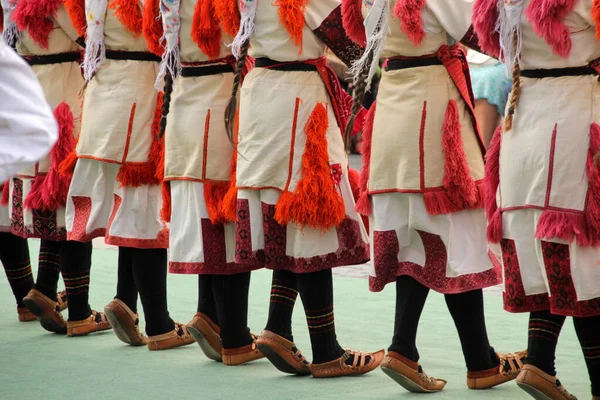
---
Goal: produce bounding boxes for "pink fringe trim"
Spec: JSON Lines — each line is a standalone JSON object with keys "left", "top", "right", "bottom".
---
{"left": 341, "top": 0, "right": 366, "bottom": 46}
{"left": 484, "top": 126, "right": 503, "bottom": 242}
{"left": 526, "top": 0, "right": 578, "bottom": 58}
{"left": 40, "top": 103, "right": 75, "bottom": 211}
{"left": 1, "top": 181, "right": 9, "bottom": 206}
{"left": 472, "top": 0, "right": 501, "bottom": 58}
{"left": 424, "top": 181, "right": 484, "bottom": 216}
{"left": 356, "top": 103, "right": 376, "bottom": 216}
{"left": 394, "top": 0, "right": 427, "bottom": 46}
{"left": 23, "top": 175, "right": 45, "bottom": 210}
{"left": 535, "top": 211, "right": 587, "bottom": 244}
{"left": 585, "top": 123, "right": 600, "bottom": 245}
{"left": 13, "top": 0, "right": 63, "bottom": 49}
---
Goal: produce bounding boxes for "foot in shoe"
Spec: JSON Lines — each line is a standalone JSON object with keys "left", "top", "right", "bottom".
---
{"left": 311, "top": 349, "right": 385, "bottom": 378}
{"left": 187, "top": 312, "right": 222, "bottom": 361}
{"left": 57, "top": 290, "right": 68, "bottom": 312}
{"left": 67, "top": 310, "right": 111, "bottom": 337}
{"left": 22, "top": 288, "right": 67, "bottom": 333}
{"left": 516, "top": 364, "right": 577, "bottom": 400}
{"left": 17, "top": 307, "right": 36, "bottom": 322}
{"left": 256, "top": 330, "right": 311, "bottom": 375}
{"left": 147, "top": 323, "right": 195, "bottom": 351}
{"left": 380, "top": 351, "right": 446, "bottom": 392}
{"left": 222, "top": 334, "right": 265, "bottom": 366}
{"left": 467, "top": 349, "right": 527, "bottom": 390}
{"left": 104, "top": 299, "right": 147, "bottom": 346}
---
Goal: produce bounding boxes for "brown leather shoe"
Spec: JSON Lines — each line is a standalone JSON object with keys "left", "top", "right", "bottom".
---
{"left": 67, "top": 310, "right": 111, "bottom": 337}
{"left": 467, "top": 350, "right": 527, "bottom": 389}
{"left": 222, "top": 335, "right": 265, "bottom": 366}
{"left": 380, "top": 351, "right": 446, "bottom": 392}
{"left": 311, "top": 349, "right": 385, "bottom": 378}
{"left": 22, "top": 288, "right": 67, "bottom": 333}
{"left": 17, "top": 307, "right": 36, "bottom": 322}
{"left": 147, "top": 323, "right": 195, "bottom": 351}
{"left": 256, "top": 330, "right": 311, "bottom": 375}
{"left": 516, "top": 364, "right": 577, "bottom": 400}
{"left": 104, "top": 299, "right": 147, "bottom": 346}
{"left": 187, "top": 312, "right": 222, "bottom": 361}
{"left": 57, "top": 290, "right": 68, "bottom": 312}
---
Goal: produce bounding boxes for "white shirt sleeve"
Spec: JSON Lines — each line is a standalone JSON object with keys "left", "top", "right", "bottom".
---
{"left": 0, "top": 39, "right": 58, "bottom": 182}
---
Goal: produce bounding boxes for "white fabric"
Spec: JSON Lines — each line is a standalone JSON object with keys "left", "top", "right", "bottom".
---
{"left": 169, "top": 181, "right": 236, "bottom": 264}
{"left": 1, "top": 0, "right": 20, "bottom": 46}
{"left": 0, "top": 41, "right": 57, "bottom": 182}
{"left": 156, "top": 0, "right": 182, "bottom": 89}
{"left": 83, "top": 0, "right": 108, "bottom": 80}
{"left": 370, "top": 192, "right": 492, "bottom": 278}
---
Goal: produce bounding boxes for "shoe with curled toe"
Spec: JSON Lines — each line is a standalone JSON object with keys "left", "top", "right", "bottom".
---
{"left": 147, "top": 323, "right": 195, "bottom": 351}
{"left": 256, "top": 330, "right": 311, "bottom": 375}
{"left": 22, "top": 289, "right": 67, "bottom": 333}
{"left": 310, "top": 349, "right": 385, "bottom": 378}
{"left": 467, "top": 350, "right": 527, "bottom": 389}
{"left": 517, "top": 364, "right": 577, "bottom": 400}
{"left": 222, "top": 333, "right": 265, "bottom": 366}
{"left": 104, "top": 299, "right": 147, "bottom": 346}
{"left": 380, "top": 351, "right": 446, "bottom": 392}
{"left": 67, "top": 310, "right": 111, "bottom": 337}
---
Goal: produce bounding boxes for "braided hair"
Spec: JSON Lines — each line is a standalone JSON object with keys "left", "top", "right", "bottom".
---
{"left": 224, "top": 39, "right": 250, "bottom": 143}
{"left": 504, "top": 32, "right": 521, "bottom": 132}
{"left": 345, "top": 55, "right": 373, "bottom": 150}
{"left": 158, "top": 73, "right": 174, "bottom": 139}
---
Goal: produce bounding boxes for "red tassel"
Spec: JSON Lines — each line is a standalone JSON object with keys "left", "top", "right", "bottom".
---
{"left": 142, "top": 0, "right": 164, "bottom": 56}
{"left": 275, "top": 0, "right": 309, "bottom": 53}
{"left": 275, "top": 104, "right": 345, "bottom": 230}
{"left": 24, "top": 175, "right": 45, "bottom": 210}
{"left": 204, "top": 181, "right": 231, "bottom": 224}
{"left": 526, "top": 0, "right": 578, "bottom": 58}
{"left": 161, "top": 181, "right": 171, "bottom": 223}
{"left": 40, "top": 103, "right": 75, "bottom": 211}
{"left": 192, "top": 0, "right": 222, "bottom": 59}
{"left": 594, "top": 0, "right": 600, "bottom": 38}
{"left": 487, "top": 209, "right": 503, "bottom": 243}
{"left": 484, "top": 126, "right": 502, "bottom": 219}
{"left": 222, "top": 113, "right": 240, "bottom": 223}
{"left": 393, "top": 0, "right": 427, "bottom": 46}
{"left": 348, "top": 168, "right": 360, "bottom": 201}
{"left": 64, "top": 0, "right": 86, "bottom": 37}
{"left": 58, "top": 148, "right": 78, "bottom": 176}
{"left": 341, "top": 0, "right": 366, "bottom": 46}
{"left": 356, "top": 103, "right": 376, "bottom": 216}
{"left": 13, "top": 0, "right": 62, "bottom": 49}
{"left": 535, "top": 211, "right": 587, "bottom": 245}
{"left": 472, "top": 0, "right": 501, "bottom": 58}
{"left": 109, "top": 0, "right": 143, "bottom": 37}
{"left": 585, "top": 123, "right": 600, "bottom": 245}
{"left": 214, "top": 0, "right": 241, "bottom": 37}
{"left": 1, "top": 181, "right": 9, "bottom": 206}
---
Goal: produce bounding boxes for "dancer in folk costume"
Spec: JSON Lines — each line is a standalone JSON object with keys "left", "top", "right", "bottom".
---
{"left": 0, "top": 30, "right": 60, "bottom": 323}
{"left": 146, "top": 0, "right": 264, "bottom": 364}
{"left": 225, "top": 0, "right": 383, "bottom": 378}
{"left": 61, "top": 0, "right": 193, "bottom": 349}
{"left": 474, "top": 0, "right": 600, "bottom": 398}
{"left": 1, "top": 0, "right": 100, "bottom": 331}
{"left": 344, "top": 0, "right": 526, "bottom": 393}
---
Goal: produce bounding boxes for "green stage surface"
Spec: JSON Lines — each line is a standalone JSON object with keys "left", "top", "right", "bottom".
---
{"left": 0, "top": 241, "right": 592, "bottom": 400}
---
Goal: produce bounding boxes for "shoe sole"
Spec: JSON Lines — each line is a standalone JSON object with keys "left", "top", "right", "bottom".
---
{"left": 381, "top": 366, "right": 440, "bottom": 393}
{"left": 257, "top": 343, "right": 310, "bottom": 376}
{"left": 103, "top": 306, "right": 146, "bottom": 346}
{"left": 187, "top": 326, "right": 222, "bottom": 361}
{"left": 517, "top": 382, "right": 554, "bottom": 400}
{"left": 22, "top": 297, "right": 66, "bottom": 334}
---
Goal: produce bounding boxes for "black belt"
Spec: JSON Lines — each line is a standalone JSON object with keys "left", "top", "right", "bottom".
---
{"left": 385, "top": 57, "right": 443, "bottom": 71}
{"left": 255, "top": 57, "right": 317, "bottom": 72}
{"left": 181, "top": 64, "right": 234, "bottom": 77}
{"left": 25, "top": 52, "right": 81, "bottom": 66}
{"left": 105, "top": 51, "right": 161, "bottom": 62}
{"left": 521, "top": 66, "right": 597, "bottom": 78}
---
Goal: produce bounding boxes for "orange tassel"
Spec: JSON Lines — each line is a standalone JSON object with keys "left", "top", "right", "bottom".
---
{"left": 594, "top": 0, "right": 600, "bottom": 38}
{"left": 204, "top": 181, "right": 230, "bottom": 224}
{"left": 161, "top": 181, "right": 171, "bottom": 222}
{"left": 274, "top": 103, "right": 345, "bottom": 230}
{"left": 213, "top": 0, "right": 241, "bottom": 37}
{"left": 274, "top": 0, "right": 308, "bottom": 54}
{"left": 58, "top": 147, "right": 78, "bottom": 176}
{"left": 192, "top": 0, "right": 222, "bottom": 59}
{"left": 64, "top": 0, "right": 86, "bottom": 37}
{"left": 143, "top": 0, "right": 164, "bottom": 56}
{"left": 109, "top": 0, "right": 143, "bottom": 37}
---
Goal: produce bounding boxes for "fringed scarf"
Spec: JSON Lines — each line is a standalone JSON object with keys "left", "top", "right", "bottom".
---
{"left": 496, "top": 0, "right": 524, "bottom": 76}
{"left": 1, "top": 0, "right": 19, "bottom": 46}
{"left": 82, "top": 0, "right": 109, "bottom": 80}
{"left": 230, "top": 0, "right": 256, "bottom": 58}
{"left": 155, "top": 0, "right": 181, "bottom": 89}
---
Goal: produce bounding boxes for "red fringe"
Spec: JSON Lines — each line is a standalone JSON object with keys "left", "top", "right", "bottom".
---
{"left": 40, "top": 103, "right": 75, "bottom": 211}
{"left": 585, "top": 123, "right": 600, "bottom": 245}
{"left": 1, "top": 181, "right": 9, "bottom": 206}
{"left": 348, "top": 167, "right": 369, "bottom": 232}
{"left": 109, "top": 0, "right": 143, "bottom": 37}
{"left": 484, "top": 126, "right": 503, "bottom": 242}
{"left": 472, "top": 0, "right": 501, "bottom": 58}
{"left": 13, "top": 0, "right": 62, "bottom": 49}
{"left": 356, "top": 103, "right": 376, "bottom": 216}
{"left": 64, "top": 0, "right": 86, "bottom": 37}
{"left": 535, "top": 211, "right": 587, "bottom": 244}
{"left": 58, "top": 147, "right": 78, "bottom": 176}
{"left": 526, "top": 0, "right": 578, "bottom": 58}
{"left": 341, "top": 0, "right": 366, "bottom": 46}
{"left": 0, "top": 9, "right": 3, "bottom": 33}
{"left": 161, "top": 181, "right": 171, "bottom": 223}
{"left": 275, "top": 0, "right": 309, "bottom": 54}
{"left": 594, "top": 0, "right": 600, "bottom": 38}
{"left": 423, "top": 181, "right": 484, "bottom": 216}
{"left": 192, "top": 0, "right": 222, "bottom": 59}
{"left": 214, "top": 0, "right": 241, "bottom": 37}
{"left": 142, "top": 0, "right": 164, "bottom": 56}
{"left": 274, "top": 104, "right": 345, "bottom": 230}
{"left": 204, "top": 181, "right": 230, "bottom": 224}
{"left": 23, "top": 175, "right": 45, "bottom": 210}
{"left": 394, "top": 0, "right": 427, "bottom": 46}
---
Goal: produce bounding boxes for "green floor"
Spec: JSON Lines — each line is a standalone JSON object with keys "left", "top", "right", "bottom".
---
{"left": 0, "top": 241, "right": 592, "bottom": 400}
